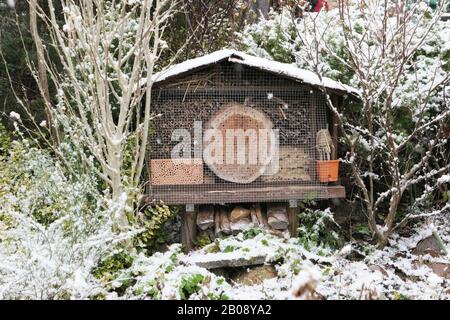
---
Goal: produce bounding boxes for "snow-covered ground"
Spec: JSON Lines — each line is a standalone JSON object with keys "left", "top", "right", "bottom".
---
{"left": 107, "top": 213, "right": 449, "bottom": 300}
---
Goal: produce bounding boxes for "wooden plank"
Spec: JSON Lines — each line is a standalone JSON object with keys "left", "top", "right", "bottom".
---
{"left": 331, "top": 95, "right": 339, "bottom": 161}
{"left": 181, "top": 205, "right": 197, "bottom": 252}
{"left": 145, "top": 185, "right": 345, "bottom": 205}
{"left": 157, "top": 86, "right": 313, "bottom": 96}
{"left": 156, "top": 84, "right": 356, "bottom": 100}
{"left": 287, "top": 202, "right": 299, "bottom": 237}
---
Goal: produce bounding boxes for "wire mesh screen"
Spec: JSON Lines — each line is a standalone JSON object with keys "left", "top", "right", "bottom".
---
{"left": 146, "top": 62, "right": 333, "bottom": 204}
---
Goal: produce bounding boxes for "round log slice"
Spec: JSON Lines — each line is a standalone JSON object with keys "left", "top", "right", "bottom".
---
{"left": 204, "top": 103, "right": 275, "bottom": 184}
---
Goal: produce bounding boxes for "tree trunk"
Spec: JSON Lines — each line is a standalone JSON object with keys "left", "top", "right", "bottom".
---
{"left": 110, "top": 140, "right": 129, "bottom": 230}
{"left": 255, "top": 0, "right": 270, "bottom": 18}
{"left": 181, "top": 205, "right": 197, "bottom": 252}
{"left": 29, "top": 0, "right": 56, "bottom": 140}
{"left": 287, "top": 203, "right": 299, "bottom": 237}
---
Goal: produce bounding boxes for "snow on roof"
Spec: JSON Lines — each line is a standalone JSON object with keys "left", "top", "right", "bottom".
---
{"left": 151, "top": 49, "right": 360, "bottom": 96}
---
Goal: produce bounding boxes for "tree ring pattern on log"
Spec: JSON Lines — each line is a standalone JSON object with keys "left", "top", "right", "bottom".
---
{"left": 204, "top": 103, "right": 275, "bottom": 184}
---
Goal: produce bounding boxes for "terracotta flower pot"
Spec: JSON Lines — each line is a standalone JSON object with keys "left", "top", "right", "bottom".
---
{"left": 316, "top": 160, "right": 339, "bottom": 182}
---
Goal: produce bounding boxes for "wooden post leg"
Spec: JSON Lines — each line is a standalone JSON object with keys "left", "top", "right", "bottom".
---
{"left": 287, "top": 200, "right": 299, "bottom": 238}
{"left": 181, "top": 204, "right": 197, "bottom": 252}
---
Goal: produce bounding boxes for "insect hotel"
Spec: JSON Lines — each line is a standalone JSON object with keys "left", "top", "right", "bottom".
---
{"left": 146, "top": 49, "right": 358, "bottom": 250}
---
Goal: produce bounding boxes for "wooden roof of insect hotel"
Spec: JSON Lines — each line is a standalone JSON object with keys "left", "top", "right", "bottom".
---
{"left": 150, "top": 49, "right": 359, "bottom": 98}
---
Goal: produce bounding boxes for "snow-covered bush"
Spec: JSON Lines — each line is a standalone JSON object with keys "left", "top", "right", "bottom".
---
{"left": 164, "top": 0, "right": 250, "bottom": 61}
{"left": 0, "top": 133, "right": 136, "bottom": 299}
{"left": 240, "top": 3, "right": 450, "bottom": 108}
{"left": 23, "top": 0, "right": 177, "bottom": 229}
{"left": 0, "top": 123, "right": 12, "bottom": 155}
{"left": 101, "top": 231, "right": 332, "bottom": 300}
{"left": 297, "top": 207, "right": 341, "bottom": 251}
{"left": 0, "top": 0, "right": 181, "bottom": 298}
{"left": 108, "top": 244, "right": 231, "bottom": 300}
{"left": 132, "top": 204, "right": 175, "bottom": 254}
{"left": 239, "top": 7, "right": 354, "bottom": 83}
{"left": 238, "top": 1, "right": 450, "bottom": 246}
{"left": 100, "top": 217, "right": 449, "bottom": 300}
{"left": 240, "top": 3, "right": 450, "bottom": 143}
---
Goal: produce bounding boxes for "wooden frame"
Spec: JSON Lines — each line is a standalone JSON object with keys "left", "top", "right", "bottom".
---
{"left": 181, "top": 204, "right": 197, "bottom": 252}
{"left": 146, "top": 185, "right": 345, "bottom": 205}
{"left": 287, "top": 200, "right": 299, "bottom": 237}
